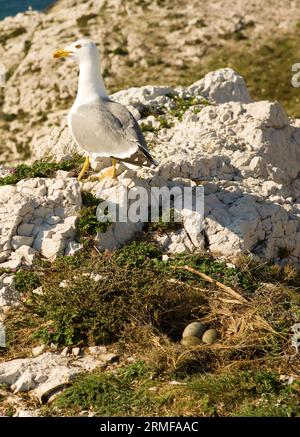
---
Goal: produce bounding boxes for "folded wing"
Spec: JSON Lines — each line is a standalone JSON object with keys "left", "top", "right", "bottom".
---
{"left": 70, "top": 100, "right": 158, "bottom": 166}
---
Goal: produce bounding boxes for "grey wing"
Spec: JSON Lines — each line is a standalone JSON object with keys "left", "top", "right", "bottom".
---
{"left": 70, "top": 102, "right": 139, "bottom": 159}
{"left": 106, "top": 100, "right": 158, "bottom": 167}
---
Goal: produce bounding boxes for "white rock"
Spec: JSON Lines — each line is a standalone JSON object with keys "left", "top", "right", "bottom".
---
{"left": 0, "top": 351, "right": 114, "bottom": 403}
{"left": 0, "top": 257, "right": 22, "bottom": 270}
{"left": 89, "top": 273, "right": 103, "bottom": 282}
{"left": 40, "top": 238, "right": 66, "bottom": 259}
{"left": 32, "top": 345, "right": 47, "bottom": 357}
{"left": 32, "top": 286, "right": 43, "bottom": 295}
{"left": 45, "top": 216, "right": 61, "bottom": 225}
{"left": 88, "top": 346, "right": 107, "bottom": 355}
{"left": 72, "top": 347, "right": 80, "bottom": 357}
{"left": 0, "top": 178, "right": 82, "bottom": 267}
{"left": 188, "top": 68, "right": 251, "bottom": 104}
{"left": 15, "top": 410, "right": 39, "bottom": 417}
{"left": 12, "top": 369, "right": 36, "bottom": 393}
{"left": 61, "top": 347, "right": 69, "bottom": 357}
{"left": 15, "top": 245, "right": 37, "bottom": 264}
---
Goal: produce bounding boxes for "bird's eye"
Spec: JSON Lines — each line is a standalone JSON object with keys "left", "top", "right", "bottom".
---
{"left": 75, "top": 44, "right": 82, "bottom": 49}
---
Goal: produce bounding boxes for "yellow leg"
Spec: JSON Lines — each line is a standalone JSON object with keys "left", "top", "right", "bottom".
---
{"left": 77, "top": 156, "right": 90, "bottom": 181}
{"left": 98, "top": 158, "right": 118, "bottom": 181}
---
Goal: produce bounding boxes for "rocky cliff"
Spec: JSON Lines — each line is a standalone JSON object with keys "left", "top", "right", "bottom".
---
{"left": 1, "top": 68, "right": 300, "bottom": 272}
{"left": 1, "top": 0, "right": 300, "bottom": 163}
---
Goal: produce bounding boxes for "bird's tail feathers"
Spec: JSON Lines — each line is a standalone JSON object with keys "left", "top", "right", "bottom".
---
{"left": 142, "top": 148, "right": 159, "bottom": 167}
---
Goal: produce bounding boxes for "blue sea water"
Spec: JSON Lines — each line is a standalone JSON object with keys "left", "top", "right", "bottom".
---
{"left": 0, "top": 0, "right": 54, "bottom": 21}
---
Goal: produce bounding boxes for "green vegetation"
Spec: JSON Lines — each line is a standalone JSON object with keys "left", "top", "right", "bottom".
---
{"left": 1, "top": 241, "right": 299, "bottom": 416}
{"left": 44, "top": 364, "right": 300, "bottom": 417}
{"left": 146, "top": 208, "right": 182, "bottom": 233}
{"left": 157, "top": 116, "right": 174, "bottom": 129}
{"left": 77, "top": 191, "right": 111, "bottom": 242}
{"left": 0, "top": 156, "right": 84, "bottom": 186}
{"left": 24, "top": 246, "right": 203, "bottom": 345}
{"left": 188, "top": 371, "right": 300, "bottom": 417}
{"left": 14, "top": 270, "right": 40, "bottom": 294}
{"left": 113, "top": 241, "right": 162, "bottom": 267}
{"left": 139, "top": 95, "right": 209, "bottom": 133}
{"left": 140, "top": 123, "right": 158, "bottom": 133}
{"left": 169, "top": 96, "right": 210, "bottom": 121}
{"left": 2, "top": 242, "right": 299, "bottom": 354}
{"left": 53, "top": 361, "right": 157, "bottom": 416}
{"left": 112, "top": 47, "right": 129, "bottom": 56}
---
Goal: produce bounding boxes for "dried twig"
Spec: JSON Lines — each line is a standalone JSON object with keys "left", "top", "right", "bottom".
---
{"left": 173, "top": 264, "right": 249, "bottom": 303}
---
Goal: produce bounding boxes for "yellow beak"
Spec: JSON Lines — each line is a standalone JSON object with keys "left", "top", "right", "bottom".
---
{"left": 53, "top": 49, "right": 72, "bottom": 59}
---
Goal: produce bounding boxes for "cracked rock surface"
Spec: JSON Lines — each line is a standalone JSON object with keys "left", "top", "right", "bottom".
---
{"left": 0, "top": 350, "right": 118, "bottom": 403}
{"left": 0, "top": 172, "right": 82, "bottom": 269}
{"left": 1, "top": 69, "right": 300, "bottom": 263}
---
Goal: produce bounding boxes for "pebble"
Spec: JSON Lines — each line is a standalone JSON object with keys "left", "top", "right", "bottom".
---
{"left": 88, "top": 346, "right": 107, "bottom": 355}
{"left": 61, "top": 347, "right": 69, "bottom": 357}
{"left": 32, "top": 345, "right": 47, "bottom": 357}
{"left": 72, "top": 347, "right": 81, "bottom": 357}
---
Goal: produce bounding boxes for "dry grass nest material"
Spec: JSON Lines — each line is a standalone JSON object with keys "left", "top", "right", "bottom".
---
{"left": 1, "top": 246, "right": 299, "bottom": 379}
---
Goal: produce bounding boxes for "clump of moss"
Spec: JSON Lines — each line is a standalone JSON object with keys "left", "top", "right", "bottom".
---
{"left": 112, "top": 47, "right": 129, "bottom": 56}
{"left": 169, "top": 96, "right": 210, "bottom": 120}
{"left": 2, "top": 239, "right": 299, "bottom": 381}
{"left": 14, "top": 270, "right": 41, "bottom": 294}
{"left": 53, "top": 361, "right": 155, "bottom": 416}
{"left": 29, "top": 247, "right": 202, "bottom": 345}
{"left": 139, "top": 96, "right": 209, "bottom": 131}
{"left": 77, "top": 191, "right": 111, "bottom": 241}
{"left": 157, "top": 116, "right": 174, "bottom": 129}
{"left": 146, "top": 208, "right": 182, "bottom": 233}
{"left": 140, "top": 123, "right": 158, "bottom": 133}
{"left": 49, "top": 363, "right": 300, "bottom": 417}
{"left": 170, "top": 253, "right": 257, "bottom": 293}
{"left": 189, "top": 371, "right": 300, "bottom": 417}
{"left": 113, "top": 241, "right": 161, "bottom": 267}
{"left": 0, "top": 156, "right": 84, "bottom": 186}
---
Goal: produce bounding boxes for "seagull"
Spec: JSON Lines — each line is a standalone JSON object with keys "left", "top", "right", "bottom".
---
{"left": 53, "top": 39, "right": 158, "bottom": 181}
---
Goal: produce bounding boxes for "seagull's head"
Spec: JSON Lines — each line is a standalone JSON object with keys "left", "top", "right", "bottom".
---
{"left": 53, "top": 39, "right": 99, "bottom": 64}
